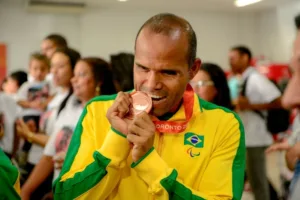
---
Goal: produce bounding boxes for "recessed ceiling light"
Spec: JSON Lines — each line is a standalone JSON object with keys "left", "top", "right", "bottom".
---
{"left": 118, "top": 0, "right": 128, "bottom": 2}
{"left": 235, "top": 0, "right": 262, "bottom": 7}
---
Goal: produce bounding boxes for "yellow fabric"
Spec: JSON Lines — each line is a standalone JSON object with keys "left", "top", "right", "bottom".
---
{"left": 56, "top": 94, "right": 245, "bottom": 200}
{"left": 14, "top": 174, "right": 21, "bottom": 195}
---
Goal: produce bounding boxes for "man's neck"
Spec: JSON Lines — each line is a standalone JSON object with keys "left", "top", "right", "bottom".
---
{"left": 158, "top": 99, "right": 183, "bottom": 121}
{"left": 239, "top": 66, "right": 249, "bottom": 75}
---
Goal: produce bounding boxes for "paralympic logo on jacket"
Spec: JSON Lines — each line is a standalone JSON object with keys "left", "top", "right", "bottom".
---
{"left": 184, "top": 132, "right": 204, "bottom": 157}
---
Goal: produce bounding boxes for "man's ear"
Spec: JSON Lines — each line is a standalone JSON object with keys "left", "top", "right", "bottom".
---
{"left": 189, "top": 58, "right": 201, "bottom": 80}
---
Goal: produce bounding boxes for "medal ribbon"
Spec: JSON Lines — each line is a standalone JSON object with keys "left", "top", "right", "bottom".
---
{"left": 153, "top": 84, "right": 194, "bottom": 133}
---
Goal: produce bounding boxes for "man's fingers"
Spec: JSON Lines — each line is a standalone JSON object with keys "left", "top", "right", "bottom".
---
{"left": 117, "top": 101, "right": 130, "bottom": 118}
{"left": 109, "top": 92, "right": 132, "bottom": 118}
{"left": 128, "top": 123, "right": 143, "bottom": 136}
{"left": 265, "top": 147, "right": 275, "bottom": 154}
{"left": 127, "top": 133, "right": 147, "bottom": 146}
{"left": 133, "top": 112, "right": 155, "bottom": 133}
{"left": 116, "top": 92, "right": 131, "bottom": 106}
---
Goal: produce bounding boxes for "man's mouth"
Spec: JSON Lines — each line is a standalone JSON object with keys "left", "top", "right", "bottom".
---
{"left": 148, "top": 94, "right": 166, "bottom": 102}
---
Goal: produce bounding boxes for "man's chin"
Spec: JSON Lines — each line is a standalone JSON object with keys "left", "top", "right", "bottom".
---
{"left": 152, "top": 108, "right": 168, "bottom": 118}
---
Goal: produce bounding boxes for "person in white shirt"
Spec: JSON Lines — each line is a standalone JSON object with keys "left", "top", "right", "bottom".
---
{"left": 0, "top": 93, "right": 19, "bottom": 158}
{"left": 229, "top": 46, "right": 282, "bottom": 200}
{"left": 17, "top": 53, "right": 55, "bottom": 116}
{"left": 15, "top": 53, "right": 55, "bottom": 171}
{"left": 16, "top": 48, "right": 81, "bottom": 200}
{"left": 21, "top": 57, "right": 117, "bottom": 200}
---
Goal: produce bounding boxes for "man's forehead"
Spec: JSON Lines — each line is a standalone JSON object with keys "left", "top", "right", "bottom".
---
{"left": 136, "top": 33, "right": 187, "bottom": 57}
{"left": 134, "top": 58, "right": 188, "bottom": 70}
{"left": 229, "top": 50, "right": 239, "bottom": 57}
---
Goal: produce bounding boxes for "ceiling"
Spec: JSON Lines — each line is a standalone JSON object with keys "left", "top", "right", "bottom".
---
{"left": 83, "top": 0, "right": 296, "bottom": 12}
{"left": 7, "top": 0, "right": 297, "bottom": 12}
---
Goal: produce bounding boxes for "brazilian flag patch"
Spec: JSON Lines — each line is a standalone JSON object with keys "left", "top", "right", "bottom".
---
{"left": 184, "top": 132, "right": 204, "bottom": 148}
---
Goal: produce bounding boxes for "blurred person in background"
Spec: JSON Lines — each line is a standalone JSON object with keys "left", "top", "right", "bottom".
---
{"left": 16, "top": 48, "right": 81, "bottom": 200}
{"left": 17, "top": 53, "right": 54, "bottom": 113}
{"left": 2, "top": 70, "right": 28, "bottom": 100}
{"left": 277, "top": 13, "right": 300, "bottom": 200}
{"left": 0, "top": 92, "right": 19, "bottom": 159}
{"left": 15, "top": 53, "right": 55, "bottom": 164}
{"left": 39, "top": 33, "right": 68, "bottom": 84}
{"left": 191, "top": 63, "right": 233, "bottom": 110}
{"left": 228, "top": 73, "right": 242, "bottom": 105}
{"left": 229, "top": 46, "right": 282, "bottom": 200}
{"left": 21, "top": 57, "right": 116, "bottom": 200}
{"left": 41, "top": 34, "right": 68, "bottom": 61}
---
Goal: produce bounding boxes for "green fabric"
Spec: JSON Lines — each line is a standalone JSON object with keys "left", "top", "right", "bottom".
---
{"left": 198, "top": 97, "right": 246, "bottom": 200}
{"left": 0, "top": 148, "right": 21, "bottom": 200}
{"left": 54, "top": 152, "right": 111, "bottom": 199}
{"left": 53, "top": 94, "right": 117, "bottom": 198}
{"left": 131, "top": 147, "right": 154, "bottom": 168}
{"left": 111, "top": 127, "right": 126, "bottom": 138}
{"left": 160, "top": 169, "right": 205, "bottom": 200}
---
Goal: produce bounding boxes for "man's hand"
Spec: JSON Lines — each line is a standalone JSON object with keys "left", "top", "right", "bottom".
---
{"left": 286, "top": 142, "right": 300, "bottom": 170}
{"left": 29, "top": 100, "right": 45, "bottom": 111}
{"left": 265, "top": 139, "right": 290, "bottom": 154}
{"left": 53, "top": 151, "right": 66, "bottom": 169}
{"left": 16, "top": 119, "right": 33, "bottom": 139}
{"left": 106, "top": 92, "right": 132, "bottom": 135}
{"left": 237, "top": 96, "right": 251, "bottom": 111}
{"left": 127, "top": 112, "right": 156, "bottom": 162}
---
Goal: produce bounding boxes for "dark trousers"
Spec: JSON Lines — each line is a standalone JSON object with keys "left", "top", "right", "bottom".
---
{"left": 247, "top": 147, "right": 270, "bottom": 200}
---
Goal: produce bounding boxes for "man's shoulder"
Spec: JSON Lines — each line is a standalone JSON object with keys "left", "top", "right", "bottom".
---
{"left": 198, "top": 99, "right": 244, "bottom": 144}
{"left": 247, "top": 70, "right": 273, "bottom": 88}
{"left": 86, "top": 93, "right": 118, "bottom": 109}
{"left": 198, "top": 98, "right": 233, "bottom": 114}
{"left": 198, "top": 98, "right": 242, "bottom": 125}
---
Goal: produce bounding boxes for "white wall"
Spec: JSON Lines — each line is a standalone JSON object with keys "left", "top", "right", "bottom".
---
{"left": 81, "top": 8, "right": 259, "bottom": 70}
{"left": 257, "top": 1, "right": 300, "bottom": 63}
{"left": 0, "top": 0, "right": 81, "bottom": 73}
{"left": 0, "top": 1, "right": 261, "bottom": 74}
{"left": 276, "top": 1, "right": 300, "bottom": 61}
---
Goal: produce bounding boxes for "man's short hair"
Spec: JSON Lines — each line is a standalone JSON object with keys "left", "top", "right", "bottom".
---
{"left": 231, "top": 46, "right": 252, "bottom": 62}
{"left": 45, "top": 34, "right": 68, "bottom": 48}
{"left": 295, "top": 14, "right": 300, "bottom": 30}
{"left": 135, "top": 13, "right": 197, "bottom": 67}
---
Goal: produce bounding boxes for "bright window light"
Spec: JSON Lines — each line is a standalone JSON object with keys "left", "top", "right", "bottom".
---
{"left": 235, "top": 0, "right": 262, "bottom": 7}
{"left": 118, "top": 0, "right": 128, "bottom": 2}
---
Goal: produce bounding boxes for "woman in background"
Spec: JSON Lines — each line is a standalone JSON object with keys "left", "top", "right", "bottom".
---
{"left": 16, "top": 47, "right": 81, "bottom": 200}
{"left": 21, "top": 57, "right": 116, "bottom": 200}
{"left": 190, "top": 63, "right": 233, "bottom": 110}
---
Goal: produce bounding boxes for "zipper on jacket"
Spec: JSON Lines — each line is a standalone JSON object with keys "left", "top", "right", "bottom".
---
{"left": 157, "top": 132, "right": 164, "bottom": 156}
